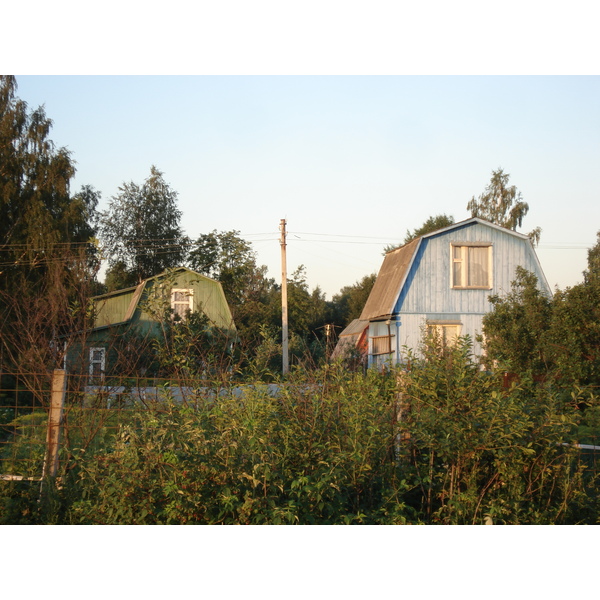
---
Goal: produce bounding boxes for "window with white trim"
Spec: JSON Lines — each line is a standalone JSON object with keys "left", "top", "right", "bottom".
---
{"left": 171, "top": 288, "right": 193, "bottom": 320}
{"left": 451, "top": 244, "right": 492, "bottom": 289}
{"left": 89, "top": 347, "right": 106, "bottom": 381}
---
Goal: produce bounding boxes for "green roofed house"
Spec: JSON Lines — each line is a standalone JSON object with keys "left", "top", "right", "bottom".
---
{"left": 66, "top": 267, "right": 236, "bottom": 380}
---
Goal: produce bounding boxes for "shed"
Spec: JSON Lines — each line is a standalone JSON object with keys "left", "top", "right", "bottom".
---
{"left": 330, "top": 319, "right": 369, "bottom": 362}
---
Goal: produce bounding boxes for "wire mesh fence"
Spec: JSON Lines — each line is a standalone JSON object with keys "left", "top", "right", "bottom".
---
{"left": 3, "top": 365, "right": 600, "bottom": 524}
{"left": 0, "top": 370, "right": 226, "bottom": 482}
{"left": 1, "top": 371, "right": 50, "bottom": 480}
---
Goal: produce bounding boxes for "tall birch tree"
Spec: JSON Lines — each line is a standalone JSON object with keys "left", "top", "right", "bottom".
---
{"left": 0, "top": 75, "right": 99, "bottom": 374}
{"left": 100, "top": 166, "right": 187, "bottom": 288}
{"left": 467, "top": 168, "right": 541, "bottom": 245}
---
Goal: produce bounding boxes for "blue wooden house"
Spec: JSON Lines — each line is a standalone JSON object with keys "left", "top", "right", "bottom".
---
{"left": 359, "top": 217, "right": 551, "bottom": 367}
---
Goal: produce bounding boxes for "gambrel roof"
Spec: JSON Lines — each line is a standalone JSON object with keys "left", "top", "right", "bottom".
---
{"left": 360, "top": 217, "right": 549, "bottom": 321}
{"left": 92, "top": 267, "right": 235, "bottom": 332}
{"left": 360, "top": 237, "right": 421, "bottom": 321}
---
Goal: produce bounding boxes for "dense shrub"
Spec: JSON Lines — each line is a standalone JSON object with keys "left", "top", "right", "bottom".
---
{"left": 1, "top": 344, "right": 599, "bottom": 524}
{"left": 398, "top": 339, "right": 599, "bottom": 524}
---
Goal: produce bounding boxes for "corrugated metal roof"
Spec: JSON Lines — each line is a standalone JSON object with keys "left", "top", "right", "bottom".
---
{"left": 339, "top": 319, "right": 369, "bottom": 337}
{"left": 360, "top": 237, "right": 421, "bottom": 321}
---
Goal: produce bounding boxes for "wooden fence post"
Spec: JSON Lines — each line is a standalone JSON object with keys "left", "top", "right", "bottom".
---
{"left": 42, "top": 369, "right": 66, "bottom": 479}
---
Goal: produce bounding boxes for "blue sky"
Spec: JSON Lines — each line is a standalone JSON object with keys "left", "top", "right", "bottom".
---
{"left": 13, "top": 75, "right": 600, "bottom": 297}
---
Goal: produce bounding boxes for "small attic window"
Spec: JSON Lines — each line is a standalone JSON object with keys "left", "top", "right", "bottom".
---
{"left": 171, "top": 289, "right": 193, "bottom": 320}
{"left": 451, "top": 243, "right": 492, "bottom": 289}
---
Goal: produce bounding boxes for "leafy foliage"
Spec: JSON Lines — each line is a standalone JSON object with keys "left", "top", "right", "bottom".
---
{"left": 2, "top": 76, "right": 83, "bottom": 253}
{"left": 2, "top": 340, "right": 599, "bottom": 525}
{"left": 467, "top": 168, "right": 541, "bottom": 245}
{"left": 482, "top": 266, "right": 552, "bottom": 376}
{"left": 187, "top": 230, "right": 262, "bottom": 305}
{"left": 187, "top": 229, "right": 279, "bottom": 347}
{"left": 100, "top": 166, "right": 187, "bottom": 287}
{"left": 329, "top": 274, "right": 376, "bottom": 327}
{"left": 483, "top": 233, "right": 600, "bottom": 386}
{"left": 398, "top": 339, "right": 594, "bottom": 524}
{"left": 0, "top": 76, "right": 100, "bottom": 377}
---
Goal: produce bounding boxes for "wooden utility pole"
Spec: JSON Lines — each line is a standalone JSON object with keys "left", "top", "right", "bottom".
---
{"left": 280, "top": 219, "right": 289, "bottom": 375}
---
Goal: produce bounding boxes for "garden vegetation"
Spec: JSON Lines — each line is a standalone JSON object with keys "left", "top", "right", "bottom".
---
{"left": 2, "top": 333, "right": 599, "bottom": 525}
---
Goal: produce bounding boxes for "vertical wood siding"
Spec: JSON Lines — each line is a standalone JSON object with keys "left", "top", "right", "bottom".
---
{"left": 394, "top": 222, "right": 548, "bottom": 315}
{"left": 367, "top": 221, "right": 549, "bottom": 365}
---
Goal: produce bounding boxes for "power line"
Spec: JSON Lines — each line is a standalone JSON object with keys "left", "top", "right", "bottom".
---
{"left": 290, "top": 231, "right": 397, "bottom": 241}
{"left": 0, "top": 232, "right": 595, "bottom": 271}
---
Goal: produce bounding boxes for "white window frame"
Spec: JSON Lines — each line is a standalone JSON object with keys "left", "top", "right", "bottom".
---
{"left": 171, "top": 288, "right": 194, "bottom": 320}
{"left": 89, "top": 347, "right": 106, "bottom": 381}
{"left": 451, "top": 243, "right": 493, "bottom": 289}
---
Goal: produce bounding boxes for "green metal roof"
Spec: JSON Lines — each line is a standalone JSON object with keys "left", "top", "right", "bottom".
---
{"left": 92, "top": 267, "right": 236, "bottom": 332}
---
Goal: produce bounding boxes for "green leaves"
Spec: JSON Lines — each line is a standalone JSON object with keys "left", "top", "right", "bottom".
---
{"left": 0, "top": 76, "right": 100, "bottom": 375}
{"left": 100, "top": 166, "right": 187, "bottom": 285}
{"left": 483, "top": 233, "right": 600, "bottom": 388}
{"left": 467, "top": 168, "right": 531, "bottom": 233}
{"left": 3, "top": 346, "right": 599, "bottom": 524}
{"left": 397, "top": 338, "right": 596, "bottom": 524}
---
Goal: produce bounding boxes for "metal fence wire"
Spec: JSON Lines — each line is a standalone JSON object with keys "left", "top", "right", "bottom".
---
{"left": 2, "top": 369, "right": 600, "bottom": 486}
{"left": 1, "top": 370, "right": 217, "bottom": 482}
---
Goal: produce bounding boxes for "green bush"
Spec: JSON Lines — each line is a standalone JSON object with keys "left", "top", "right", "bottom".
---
{"left": 398, "top": 339, "right": 598, "bottom": 524}
{"left": 1, "top": 345, "right": 599, "bottom": 524}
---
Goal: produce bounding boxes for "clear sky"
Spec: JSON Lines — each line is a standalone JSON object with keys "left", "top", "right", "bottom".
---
{"left": 13, "top": 75, "right": 600, "bottom": 298}
{"left": 5, "top": 1, "right": 600, "bottom": 299}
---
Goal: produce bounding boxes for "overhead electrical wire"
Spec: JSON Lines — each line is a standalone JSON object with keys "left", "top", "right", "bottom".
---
{"left": 0, "top": 230, "right": 594, "bottom": 271}
{"left": 0, "top": 229, "right": 595, "bottom": 250}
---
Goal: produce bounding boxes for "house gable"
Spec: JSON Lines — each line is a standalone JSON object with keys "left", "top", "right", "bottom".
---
{"left": 362, "top": 218, "right": 550, "bottom": 322}
{"left": 360, "top": 218, "right": 551, "bottom": 365}
{"left": 393, "top": 219, "right": 550, "bottom": 316}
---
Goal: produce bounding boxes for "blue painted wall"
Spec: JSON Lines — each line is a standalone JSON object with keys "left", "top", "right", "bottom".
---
{"left": 367, "top": 221, "right": 550, "bottom": 366}
{"left": 394, "top": 221, "right": 549, "bottom": 315}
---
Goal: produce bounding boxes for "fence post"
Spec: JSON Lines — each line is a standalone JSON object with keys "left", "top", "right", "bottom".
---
{"left": 42, "top": 369, "right": 67, "bottom": 479}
